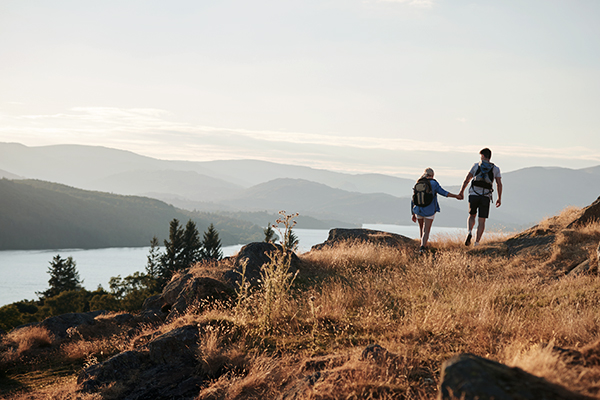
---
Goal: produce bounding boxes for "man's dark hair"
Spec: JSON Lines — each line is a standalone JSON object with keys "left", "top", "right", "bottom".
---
{"left": 480, "top": 148, "right": 492, "bottom": 160}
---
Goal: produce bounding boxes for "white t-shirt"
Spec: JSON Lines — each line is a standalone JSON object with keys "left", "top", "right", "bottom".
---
{"left": 468, "top": 162, "right": 501, "bottom": 198}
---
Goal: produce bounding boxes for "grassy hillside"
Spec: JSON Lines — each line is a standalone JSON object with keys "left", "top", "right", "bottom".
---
{"left": 0, "top": 179, "right": 262, "bottom": 250}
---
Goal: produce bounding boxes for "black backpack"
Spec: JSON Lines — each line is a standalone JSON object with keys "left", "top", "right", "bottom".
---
{"left": 413, "top": 178, "right": 434, "bottom": 207}
{"left": 471, "top": 161, "right": 495, "bottom": 192}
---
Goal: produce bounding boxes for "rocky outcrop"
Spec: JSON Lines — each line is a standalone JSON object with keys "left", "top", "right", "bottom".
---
{"left": 439, "top": 353, "right": 594, "bottom": 400}
{"left": 311, "top": 228, "right": 417, "bottom": 251}
{"left": 223, "top": 242, "right": 301, "bottom": 287}
{"left": 160, "top": 274, "right": 233, "bottom": 319}
{"left": 567, "top": 196, "right": 600, "bottom": 228}
{"left": 568, "top": 259, "right": 593, "bottom": 276}
{"left": 37, "top": 311, "right": 106, "bottom": 339}
{"left": 78, "top": 324, "right": 202, "bottom": 398}
{"left": 503, "top": 228, "right": 556, "bottom": 257}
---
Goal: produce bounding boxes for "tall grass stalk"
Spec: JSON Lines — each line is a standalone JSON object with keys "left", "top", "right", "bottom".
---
{"left": 258, "top": 211, "right": 299, "bottom": 332}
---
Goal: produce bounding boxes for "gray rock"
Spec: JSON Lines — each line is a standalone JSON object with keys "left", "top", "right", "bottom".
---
{"left": 147, "top": 325, "right": 199, "bottom": 365}
{"left": 311, "top": 228, "right": 417, "bottom": 251}
{"left": 439, "top": 353, "right": 594, "bottom": 400}
{"left": 504, "top": 230, "right": 555, "bottom": 257}
{"left": 141, "top": 294, "right": 166, "bottom": 313}
{"left": 567, "top": 196, "right": 600, "bottom": 228}
{"left": 162, "top": 274, "right": 233, "bottom": 318}
{"left": 78, "top": 324, "right": 203, "bottom": 398}
{"left": 568, "top": 259, "right": 592, "bottom": 276}
{"left": 38, "top": 311, "right": 106, "bottom": 339}
{"left": 224, "top": 242, "right": 300, "bottom": 287}
{"left": 78, "top": 350, "right": 149, "bottom": 392}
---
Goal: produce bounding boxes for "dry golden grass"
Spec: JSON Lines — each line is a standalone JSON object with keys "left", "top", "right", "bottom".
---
{"left": 536, "top": 206, "right": 583, "bottom": 231}
{"left": 1, "top": 326, "right": 55, "bottom": 362}
{"left": 544, "top": 223, "right": 600, "bottom": 272}
{"left": 0, "top": 377, "right": 101, "bottom": 400}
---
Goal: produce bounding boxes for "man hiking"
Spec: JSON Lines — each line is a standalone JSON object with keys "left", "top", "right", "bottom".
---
{"left": 458, "top": 148, "right": 502, "bottom": 246}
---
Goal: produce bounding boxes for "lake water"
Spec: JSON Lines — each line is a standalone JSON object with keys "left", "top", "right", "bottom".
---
{"left": 0, "top": 224, "right": 465, "bottom": 307}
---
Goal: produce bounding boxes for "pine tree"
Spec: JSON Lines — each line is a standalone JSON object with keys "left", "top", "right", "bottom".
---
{"left": 146, "top": 236, "right": 161, "bottom": 278}
{"left": 145, "top": 236, "right": 164, "bottom": 290}
{"left": 200, "top": 223, "right": 223, "bottom": 260}
{"left": 37, "top": 254, "right": 83, "bottom": 299}
{"left": 181, "top": 219, "right": 202, "bottom": 267}
{"left": 159, "top": 219, "right": 204, "bottom": 282}
{"left": 160, "top": 219, "right": 185, "bottom": 281}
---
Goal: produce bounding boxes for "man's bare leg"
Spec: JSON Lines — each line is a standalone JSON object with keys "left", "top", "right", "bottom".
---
{"left": 475, "top": 217, "right": 486, "bottom": 244}
{"left": 465, "top": 214, "right": 476, "bottom": 246}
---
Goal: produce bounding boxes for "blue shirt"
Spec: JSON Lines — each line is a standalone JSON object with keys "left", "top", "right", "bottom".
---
{"left": 411, "top": 179, "right": 449, "bottom": 217}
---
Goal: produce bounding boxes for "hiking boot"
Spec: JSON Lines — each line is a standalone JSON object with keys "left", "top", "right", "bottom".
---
{"left": 419, "top": 245, "right": 426, "bottom": 254}
{"left": 465, "top": 233, "right": 472, "bottom": 246}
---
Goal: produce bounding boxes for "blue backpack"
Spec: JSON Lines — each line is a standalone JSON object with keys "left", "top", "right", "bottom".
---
{"left": 471, "top": 161, "right": 495, "bottom": 192}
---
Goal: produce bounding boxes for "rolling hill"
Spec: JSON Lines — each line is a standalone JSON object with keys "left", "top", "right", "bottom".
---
{"left": 0, "top": 179, "right": 263, "bottom": 250}
{"left": 0, "top": 142, "right": 415, "bottom": 198}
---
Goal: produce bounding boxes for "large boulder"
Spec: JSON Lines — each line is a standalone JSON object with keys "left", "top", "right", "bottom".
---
{"left": 139, "top": 294, "right": 168, "bottom": 322}
{"left": 223, "top": 242, "right": 301, "bottom": 287}
{"left": 311, "top": 228, "right": 417, "bottom": 251}
{"left": 567, "top": 196, "right": 600, "bottom": 228}
{"left": 439, "top": 353, "right": 594, "bottom": 400}
{"left": 503, "top": 227, "right": 556, "bottom": 257}
{"left": 78, "top": 324, "right": 202, "bottom": 399}
{"left": 37, "top": 311, "right": 106, "bottom": 339}
{"left": 161, "top": 273, "right": 233, "bottom": 318}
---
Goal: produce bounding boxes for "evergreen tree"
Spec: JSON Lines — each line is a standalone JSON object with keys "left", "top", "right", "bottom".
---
{"left": 37, "top": 255, "right": 83, "bottom": 299}
{"left": 159, "top": 219, "right": 203, "bottom": 281}
{"left": 146, "top": 236, "right": 161, "bottom": 278}
{"left": 263, "top": 222, "right": 276, "bottom": 243}
{"left": 181, "top": 219, "right": 202, "bottom": 266}
{"left": 160, "top": 219, "right": 185, "bottom": 281}
{"left": 145, "top": 236, "right": 163, "bottom": 290}
{"left": 200, "top": 223, "right": 223, "bottom": 260}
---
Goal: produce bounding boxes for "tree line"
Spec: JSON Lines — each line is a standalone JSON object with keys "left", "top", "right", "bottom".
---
{"left": 0, "top": 219, "right": 223, "bottom": 332}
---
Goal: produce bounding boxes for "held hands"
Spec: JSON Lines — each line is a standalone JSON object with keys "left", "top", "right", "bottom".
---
{"left": 451, "top": 192, "right": 464, "bottom": 200}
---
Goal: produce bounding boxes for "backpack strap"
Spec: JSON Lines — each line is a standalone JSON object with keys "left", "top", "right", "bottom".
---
{"left": 471, "top": 162, "right": 494, "bottom": 193}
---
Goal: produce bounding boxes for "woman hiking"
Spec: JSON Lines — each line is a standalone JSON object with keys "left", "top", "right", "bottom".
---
{"left": 411, "top": 168, "right": 462, "bottom": 253}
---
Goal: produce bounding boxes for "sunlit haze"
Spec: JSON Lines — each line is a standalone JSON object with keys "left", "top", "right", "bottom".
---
{"left": 1, "top": 0, "right": 599, "bottom": 183}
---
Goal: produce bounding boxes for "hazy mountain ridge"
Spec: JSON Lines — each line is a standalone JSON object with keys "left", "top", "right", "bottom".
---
{"left": 0, "top": 179, "right": 263, "bottom": 250}
{"left": 0, "top": 142, "right": 415, "bottom": 197}
{"left": 1, "top": 142, "right": 599, "bottom": 230}
{"left": 90, "top": 169, "right": 244, "bottom": 202}
{"left": 0, "top": 168, "right": 21, "bottom": 179}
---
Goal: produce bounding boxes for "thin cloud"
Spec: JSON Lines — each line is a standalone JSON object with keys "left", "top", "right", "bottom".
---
{"left": 1, "top": 107, "right": 599, "bottom": 176}
{"left": 374, "top": 0, "right": 435, "bottom": 8}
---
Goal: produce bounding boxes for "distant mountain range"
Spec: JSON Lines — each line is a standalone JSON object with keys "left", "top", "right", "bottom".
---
{"left": 1, "top": 142, "right": 599, "bottom": 246}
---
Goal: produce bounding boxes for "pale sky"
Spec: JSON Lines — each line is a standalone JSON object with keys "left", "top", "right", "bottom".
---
{"left": 1, "top": 0, "right": 599, "bottom": 183}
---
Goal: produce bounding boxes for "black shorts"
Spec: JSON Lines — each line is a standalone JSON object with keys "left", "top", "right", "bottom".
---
{"left": 469, "top": 195, "right": 491, "bottom": 219}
